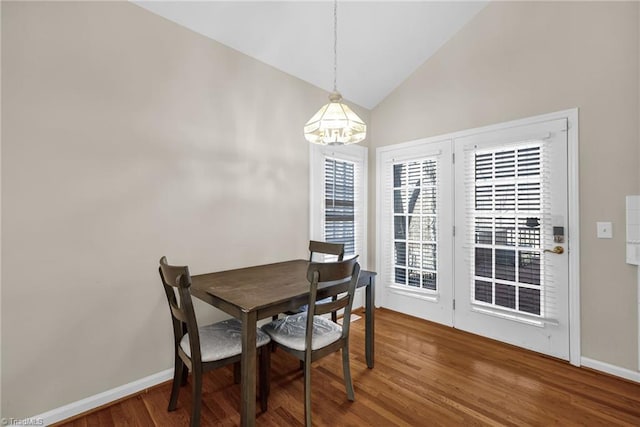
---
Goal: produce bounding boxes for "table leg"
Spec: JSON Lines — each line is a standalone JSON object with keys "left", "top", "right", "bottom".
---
{"left": 241, "top": 310, "right": 257, "bottom": 427}
{"left": 365, "top": 275, "right": 375, "bottom": 368}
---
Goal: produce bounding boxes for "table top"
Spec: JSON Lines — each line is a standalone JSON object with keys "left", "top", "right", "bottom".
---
{"left": 190, "top": 259, "right": 375, "bottom": 317}
{"left": 192, "top": 259, "right": 310, "bottom": 312}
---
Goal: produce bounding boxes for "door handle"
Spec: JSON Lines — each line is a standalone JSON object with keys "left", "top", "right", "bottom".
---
{"left": 544, "top": 246, "right": 564, "bottom": 255}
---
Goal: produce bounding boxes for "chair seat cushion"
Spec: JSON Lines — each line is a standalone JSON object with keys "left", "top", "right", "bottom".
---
{"left": 180, "top": 318, "right": 271, "bottom": 363}
{"left": 261, "top": 313, "right": 342, "bottom": 351}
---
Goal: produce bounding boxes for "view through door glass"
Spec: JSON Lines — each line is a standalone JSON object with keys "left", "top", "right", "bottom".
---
{"left": 472, "top": 143, "right": 545, "bottom": 316}
{"left": 393, "top": 158, "right": 438, "bottom": 290}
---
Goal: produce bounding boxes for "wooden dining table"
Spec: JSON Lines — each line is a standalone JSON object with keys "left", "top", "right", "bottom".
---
{"left": 190, "top": 259, "right": 376, "bottom": 427}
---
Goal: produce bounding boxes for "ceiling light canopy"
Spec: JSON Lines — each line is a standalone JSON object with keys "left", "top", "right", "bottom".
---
{"left": 304, "top": 1, "right": 366, "bottom": 146}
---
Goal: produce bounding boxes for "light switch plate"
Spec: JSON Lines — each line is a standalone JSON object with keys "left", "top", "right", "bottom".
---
{"left": 597, "top": 221, "right": 613, "bottom": 239}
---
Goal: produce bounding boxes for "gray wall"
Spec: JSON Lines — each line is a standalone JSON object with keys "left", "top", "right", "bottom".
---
{"left": 369, "top": 1, "right": 639, "bottom": 371}
{"left": 0, "top": 1, "right": 369, "bottom": 418}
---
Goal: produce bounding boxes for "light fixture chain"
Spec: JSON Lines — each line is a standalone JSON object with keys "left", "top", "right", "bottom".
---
{"left": 333, "top": 0, "right": 337, "bottom": 92}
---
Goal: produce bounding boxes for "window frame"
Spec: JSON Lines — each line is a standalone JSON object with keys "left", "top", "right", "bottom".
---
{"left": 469, "top": 142, "right": 547, "bottom": 319}
{"left": 310, "top": 144, "right": 368, "bottom": 269}
{"left": 377, "top": 144, "right": 451, "bottom": 304}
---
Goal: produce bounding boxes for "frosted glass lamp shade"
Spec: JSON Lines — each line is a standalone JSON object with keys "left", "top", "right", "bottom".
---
{"left": 304, "top": 92, "right": 366, "bottom": 145}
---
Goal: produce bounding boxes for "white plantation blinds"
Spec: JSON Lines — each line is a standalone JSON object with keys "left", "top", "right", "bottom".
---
{"left": 324, "top": 158, "right": 356, "bottom": 255}
{"left": 465, "top": 141, "right": 556, "bottom": 321}
{"left": 310, "top": 144, "right": 366, "bottom": 265}
{"left": 390, "top": 156, "right": 440, "bottom": 291}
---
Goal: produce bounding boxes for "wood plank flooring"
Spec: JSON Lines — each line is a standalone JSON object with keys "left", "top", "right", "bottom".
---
{"left": 57, "top": 308, "right": 640, "bottom": 426}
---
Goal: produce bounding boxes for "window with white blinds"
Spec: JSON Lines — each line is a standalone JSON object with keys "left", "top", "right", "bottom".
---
{"left": 392, "top": 158, "right": 439, "bottom": 291}
{"left": 310, "top": 145, "right": 367, "bottom": 265}
{"left": 325, "top": 158, "right": 356, "bottom": 255}
{"left": 465, "top": 142, "right": 553, "bottom": 320}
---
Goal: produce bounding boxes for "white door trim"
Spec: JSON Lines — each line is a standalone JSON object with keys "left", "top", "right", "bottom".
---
{"left": 565, "top": 108, "right": 581, "bottom": 367}
{"left": 375, "top": 109, "right": 580, "bottom": 366}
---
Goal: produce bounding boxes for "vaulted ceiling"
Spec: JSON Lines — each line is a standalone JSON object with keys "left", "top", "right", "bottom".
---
{"left": 134, "top": 1, "right": 488, "bottom": 109}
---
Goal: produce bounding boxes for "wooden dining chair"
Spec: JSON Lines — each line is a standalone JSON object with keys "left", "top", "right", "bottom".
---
{"left": 261, "top": 257, "right": 360, "bottom": 427}
{"left": 271, "top": 240, "right": 346, "bottom": 322}
{"left": 308, "top": 240, "right": 345, "bottom": 263}
{"left": 159, "top": 256, "right": 271, "bottom": 427}
{"left": 308, "top": 240, "right": 345, "bottom": 322}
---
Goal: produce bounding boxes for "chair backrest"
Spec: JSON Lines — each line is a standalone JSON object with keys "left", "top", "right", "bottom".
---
{"left": 305, "top": 256, "right": 360, "bottom": 345}
{"left": 308, "top": 240, "right": 345, "bottom": 262}
{"left": 158, "top": 256, "right": 201, "bottom": 363}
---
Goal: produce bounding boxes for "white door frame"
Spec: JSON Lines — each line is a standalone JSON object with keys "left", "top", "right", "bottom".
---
{"left": 376, "top": 108, "right": 580, "bottom": 366}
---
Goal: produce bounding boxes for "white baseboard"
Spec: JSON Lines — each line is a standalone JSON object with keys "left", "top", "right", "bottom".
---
{"left": 581, "top": 357, "right": 640, "bottom": 383}
{"left": 33, "top": 368, "right": 173, "bottom": 426}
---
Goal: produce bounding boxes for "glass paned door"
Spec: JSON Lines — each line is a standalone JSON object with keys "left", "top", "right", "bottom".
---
{"left": 454, "top": 119, "right": 570, "bottom": 360}
{"left": 378, "top": 140, "right": 453, "bottom": 327}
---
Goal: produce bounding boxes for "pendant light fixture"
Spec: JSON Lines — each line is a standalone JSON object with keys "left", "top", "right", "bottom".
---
{"left": 304, "top": 0, "right": 366, "bottom": 145}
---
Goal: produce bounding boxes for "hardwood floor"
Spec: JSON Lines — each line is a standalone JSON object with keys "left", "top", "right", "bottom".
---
{"left": 57, "top": 308, "right": 640, "bottom": 426}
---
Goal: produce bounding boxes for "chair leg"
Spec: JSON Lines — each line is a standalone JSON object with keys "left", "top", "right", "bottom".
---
{"left": 342, "top": 344, "right": 355, "bottom": 401}
{"left": 181, "top": 361, "right": 189, "bottom": 386}
{"left": 168, "top": 353, "right": 184, "bottom": 411}
{"left": 270, "top": 315, "right": 279, "bottom": 352}
{"left": 304, "top": 355, "right": 312, "bottom": 427}
{"left": 233, "top": 361, "right": 241, "bottom": 384}
{"left": 265, "top": 348, "right": 271, "bottom": 399}
{"left": 259, "top": 347, "right": 271, "bottom": 412}
{"left": 190, "top": 365, "right": 203, "bottom": 427}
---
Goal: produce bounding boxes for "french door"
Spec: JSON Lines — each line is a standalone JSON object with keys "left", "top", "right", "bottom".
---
{"left": 378, "top": 140, "right": 454, "bottom": 326}
{"left": 453, "top": 119, "right": 569, "bottom": 360}
{"left": 378, "top": 117, "right": 571, "bottom": 360}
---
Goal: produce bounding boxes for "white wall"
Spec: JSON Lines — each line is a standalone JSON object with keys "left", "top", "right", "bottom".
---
{"left": 369, "top": 1, "right": 639, "bottom": 371}
{"left": 0, "top": 1, "right": 369, "bottom": 418}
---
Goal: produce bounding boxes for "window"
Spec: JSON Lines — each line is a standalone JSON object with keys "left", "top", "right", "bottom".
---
{"left": 470, "top": 143, "right": 545, "bottom": 316}
{"left": 325, "top": 158, "right": 356, "bottom": 255}
{"left": 310, "top": 144, "right": 367, "bottom": 265}
{"left": 392, "top": 158, "right": 438, "bottom": 291}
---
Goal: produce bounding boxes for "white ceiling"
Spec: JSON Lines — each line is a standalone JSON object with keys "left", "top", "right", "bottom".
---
{"left": 134, "top": 1, "right": 488, "bottom": 109}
